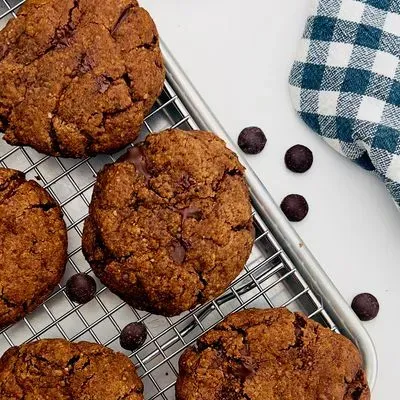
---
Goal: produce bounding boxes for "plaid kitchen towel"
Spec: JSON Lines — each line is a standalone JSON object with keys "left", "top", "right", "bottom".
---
{"left": 289, "top": 0, "right": 400, "bottom": 207}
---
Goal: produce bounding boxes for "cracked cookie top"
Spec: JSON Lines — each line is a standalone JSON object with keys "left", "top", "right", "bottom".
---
{"left": 176, "top": 308, "right": 371, "bottom": 400}
{"left": 0, "top": 339, "right": 144, "bottom": 399}
{"left": 0, "top": 168, "right": 67, "bottom": 329}
{"left": 82, "top": 129, "right": 254, "bottom": 316}
{"left": 0, "top": 0, "right": 165, "bottom": 157}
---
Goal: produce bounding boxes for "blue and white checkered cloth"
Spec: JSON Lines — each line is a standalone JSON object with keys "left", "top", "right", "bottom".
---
{"left": 289, "top": 0, "right": 400, "bottom": 207}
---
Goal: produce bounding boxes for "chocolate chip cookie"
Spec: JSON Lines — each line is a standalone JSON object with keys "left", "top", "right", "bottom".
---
{"left": 0, "top": 168, "right": 67, "bottom": 328}
{"left": 0, "top": 0, "right": 164, "bottom": 157}
{"left": 176, "top": 308, "right": 370, "bottom": 400}
{"left": 82, "top": 129, "right": 254, "bottom": 316}
{"left": 0, "top": 339, "right": 143, "bottom": 399}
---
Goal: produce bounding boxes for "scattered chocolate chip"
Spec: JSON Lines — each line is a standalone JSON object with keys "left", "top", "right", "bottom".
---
{"left": 65, "top": 273, "right": 97, "bottom": 304}
{"left": 280, "top": 194, "right": 309, "bottom": 222}
{"left": 351, "top": 293, "right": 379, "bottom": 321}
{"left": 180, "top": 207, "right": 202, "bottom": 222}
{"left": 285, "top": 144, "right": 313, "bottom": 173}
{"left": 120, "top": 322, "right": 147, "bottom": 351}
{"left": 238, "top": 127, "right": 267, "bottom": 154}
{"left": 170, "top": 240, "right": 186, "bottom": 264}
{"left": 118, "top": 146, "right": 151, "bottom": 183}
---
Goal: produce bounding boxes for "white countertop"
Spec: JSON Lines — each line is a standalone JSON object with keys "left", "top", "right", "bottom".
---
{"left": 141, "top": 0, "right": 399, "bottom": 397}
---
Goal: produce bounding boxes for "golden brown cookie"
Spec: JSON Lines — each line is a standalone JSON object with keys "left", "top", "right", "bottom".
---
{"left": 0, "top": 339, "right": 144, "bottom": 399}
{"left": 0, "top": 0, "right": 165, "bottom": 157}
{"left": 82, "top": 129, "right": 254, "bottom": 316}
{"left": 0, "top": 168, "right": 67, "bottom": 328}
{"left": 176, "top": 308, "right": 370, "bottom": 400}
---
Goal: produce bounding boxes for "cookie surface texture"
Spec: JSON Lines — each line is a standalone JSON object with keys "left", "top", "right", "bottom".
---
{"left": 176, "top": 308, "right": 370, "bottom": 400}
{"left": 0, "top": 168, "right": 67, "bottom": 328}
{"left": 0, "top": 339, "right": 144, "bottom": 399}
{"left": 82, "top": 129, "right": 254, "bottom": 316}
{"left": 0, "top": 0, "right": 165, "bottom": 157}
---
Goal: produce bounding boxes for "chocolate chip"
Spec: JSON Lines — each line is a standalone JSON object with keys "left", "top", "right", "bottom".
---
{"left": 285, "top": 145, "right": 313, "bottom": 173}
{"left": 180, "top": 172, "right": 196, "bottom": 189}
{"left": 232, "top": 345, "right": 256, "bottom": 379}
{"left": 120, "top": 322, "right": 147, "bottom": 351}
{"left": 118, "top": 146, "right": 151, "bottom": 182}
{"left": 170, "top": 240, "right": 186, "bottom": 264}
{"left": 79, "top": 54, "right": 95, "bottom": 74}
{"left": 65, "top": 273, "right": 97, "bottom": 304}
{"left": 51, "top": 25, "right": 74, "bottom": 49}
{"left": 351, "top": 293, "right": 379, "bottom": 321}
{"left": 111, "top": 5, "right": 133, "bottom": 36}
{"left": 230, "top": 360, "right": 256, "bottom": 380}
{"left": 280, "top": 194, "right": 309, "bottom": 222}
{"left": 238, "top": 127, "right": 267, "bottom": 154}
{"left": 95, "top": 75, "right": 112, "bottom": 94}
{"left": 180, "top": 207, "right": 202, "bottom": 222}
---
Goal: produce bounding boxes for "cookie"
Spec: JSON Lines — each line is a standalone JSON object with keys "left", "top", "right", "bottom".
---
{"left": 82, "top": 129, "right": 254, "bottom": 316}
{"left": 0, "top": 339, "right": 143, "bottom": 399}
{"left": 176, "top": 308, "right": 370, "bottom": 400}
{"left": 0, "top": 0, "right": 164, "bottom": 157}
{"left": 0, "top": 168, "right": 67, "bottom": 328}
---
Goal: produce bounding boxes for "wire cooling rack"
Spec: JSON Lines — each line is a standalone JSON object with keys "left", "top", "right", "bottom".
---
{"left": 0, "top": 2, "right": 339, "bottom": 399}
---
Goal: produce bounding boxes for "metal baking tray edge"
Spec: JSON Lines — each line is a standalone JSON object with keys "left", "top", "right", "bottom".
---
{"left": 160, "top": 41, "right": 378, "bottom": 389}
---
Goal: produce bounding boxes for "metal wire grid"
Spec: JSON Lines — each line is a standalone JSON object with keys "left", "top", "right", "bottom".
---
{"left": 0, "top": 3, "right": 338, "bottom": 399}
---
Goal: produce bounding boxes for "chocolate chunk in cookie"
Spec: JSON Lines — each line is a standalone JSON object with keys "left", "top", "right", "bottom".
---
{"left": 0, "top": 339, "right": 144, "bottom": 399}
{"left": 176, "top": 308, "right": 371, "bottom": 400}
{"left": 0, "top": 0, "right": 165, "bottom": 157}
{"left": 82, "top": 129, "right": 254, "bottom": 316}
{"left": 0, "top": 168, "right": 67, "bottom": 329}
